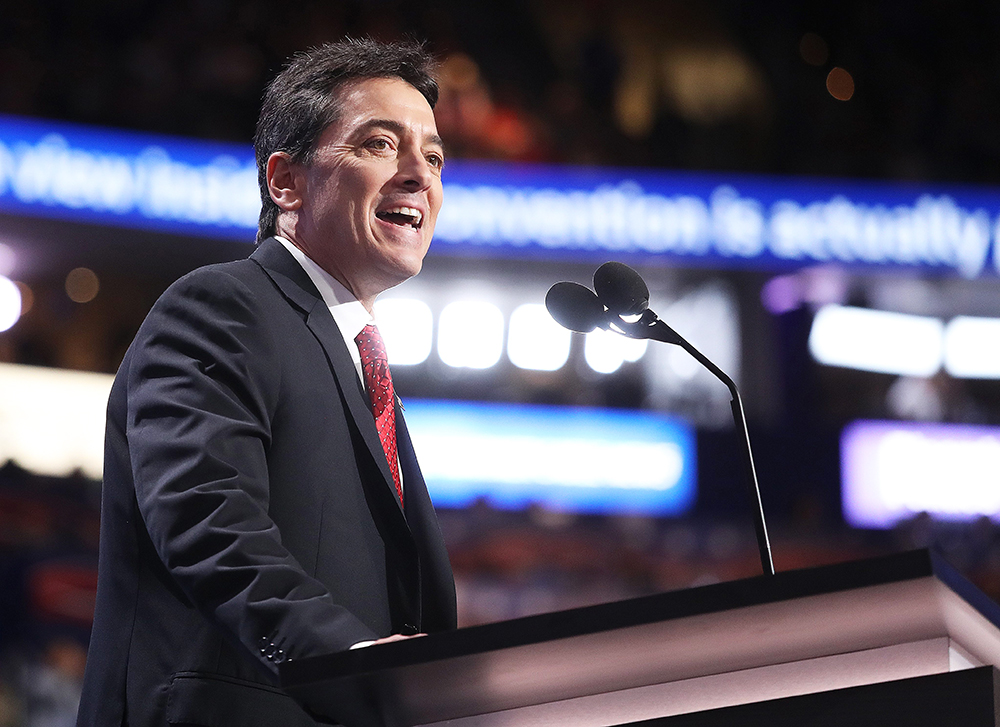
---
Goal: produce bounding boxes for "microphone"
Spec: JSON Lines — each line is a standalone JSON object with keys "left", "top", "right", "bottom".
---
{"left": 544, "top": 281, "right": 608, "bottom": 333}
{"left": 545, "top": 263, "right": 775, "bottom": 577}
{"left": 593, "top": 261, "right": 649, "bottom": 316}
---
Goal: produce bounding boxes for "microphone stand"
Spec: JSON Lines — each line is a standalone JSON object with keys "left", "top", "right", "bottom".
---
{"left": 612, "top": 309, "right": 776, "bottom": 577}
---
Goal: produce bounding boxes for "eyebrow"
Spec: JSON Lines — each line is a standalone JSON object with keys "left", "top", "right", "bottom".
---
{"left": 353, "top": 118, "right": 446, "bottom": 152}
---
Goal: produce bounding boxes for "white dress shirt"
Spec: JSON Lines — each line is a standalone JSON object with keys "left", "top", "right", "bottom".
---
{"left": 275, "top": 236, "right": 373, "bottom": 383}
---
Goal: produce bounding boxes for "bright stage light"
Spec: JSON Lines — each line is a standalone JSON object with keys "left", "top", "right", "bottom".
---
{"left": 842, "top": 420, "right": 1000, "bottom": 527}
{"left": 0, "top": 275, "right": 22, "bottom": 332}
{"left": 438, "top": 300, "right": 505, "bottom": 369}
{"left": 507, "top": 303, "right": 571, "bottom": 371}
{"left": 584, "top": 328, "right": 648, "bottom": 374}
{"left": 808, "top": 305, "right": 943, "bottom": 376}
{"left": 943, "top": 316, "right": 1000, "bottom": 379}
{"left": 374, "top": 298, "right": 433, "bottom": 365}
{"left": 0, "top": 363, "right": 112, "bottom": 479}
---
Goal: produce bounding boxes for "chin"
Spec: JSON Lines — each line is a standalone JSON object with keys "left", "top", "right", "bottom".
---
{"left": 396, "top": 260, "right": 424, "bottom": 283}
{"left": 392, "top": 245, "right": 429, "bottom": 275}
{"left": 375, "top": 257, "right": 424, "bottom": 291}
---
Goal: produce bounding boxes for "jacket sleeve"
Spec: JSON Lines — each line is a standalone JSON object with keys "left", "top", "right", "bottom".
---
{"left": 125, "top": 268, "right": 379, "bottom": 675}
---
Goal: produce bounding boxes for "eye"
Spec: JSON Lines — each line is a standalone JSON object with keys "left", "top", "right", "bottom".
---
{"left": 426, "top": 152, "right": 444, "bottom": 169}
{"left": 365, "top": 137, "right": 393, "bottom": 152}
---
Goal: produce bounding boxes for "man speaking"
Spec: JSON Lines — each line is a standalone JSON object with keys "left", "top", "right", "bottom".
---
{"left": 77, "top": 38, "right": 457, "bottom": 726}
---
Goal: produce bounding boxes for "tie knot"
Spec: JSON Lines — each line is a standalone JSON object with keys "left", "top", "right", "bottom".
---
{"left": 355, "top": 324, "right": 387, "bottom": 367}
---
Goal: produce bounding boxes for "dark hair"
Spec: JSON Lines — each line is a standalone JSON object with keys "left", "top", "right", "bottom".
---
{"left": 253, "top": 38, "right": 439, "bottom": 241}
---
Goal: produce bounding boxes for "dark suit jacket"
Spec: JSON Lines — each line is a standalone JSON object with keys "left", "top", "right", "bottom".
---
{"left": 77, "top": 238, "right": 457, "bottom": 726}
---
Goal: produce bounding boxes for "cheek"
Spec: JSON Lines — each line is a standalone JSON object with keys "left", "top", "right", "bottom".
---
{"left": 328, "top": 165, "right": 376, "bottom": 211}
{"left": 428, "top": 185, "right": 444, "bottom": 221}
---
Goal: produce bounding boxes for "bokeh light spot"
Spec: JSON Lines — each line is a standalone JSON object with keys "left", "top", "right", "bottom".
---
{"left": 0, "top": 275, "right": 22, "bottom": 332}
{"left": 0, "top": 243, "right": 16, "bottom": 276}
{"left": 439, "top": 300, "right": 505, "bottom": 369}
{"left": 799, "top": 33, "right": 829, "bottom": 66}
{"left": 14, "top": 282, "right": 33, "bottom": 316}
{"left": 373, "top": 298, "right": 434, "bottom": 366}
{"left": 826, "top": 67, "right": 855, "bottom": 101}
{"left": 65, "top": 267, "right": 100, "bottom": 303}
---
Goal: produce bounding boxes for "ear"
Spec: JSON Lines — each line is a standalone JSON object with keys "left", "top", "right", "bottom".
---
{"left": 266, "top": 152, "right": 304, "bottom": 212}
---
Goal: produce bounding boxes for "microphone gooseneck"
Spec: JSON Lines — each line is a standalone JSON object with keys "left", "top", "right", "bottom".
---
{"left": 545, "top": 262, "right": 776, "bottom": 577}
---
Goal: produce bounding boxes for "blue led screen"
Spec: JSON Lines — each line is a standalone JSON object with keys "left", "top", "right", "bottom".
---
{"left": 2, "top": 114, "right": 1000, "bottom": 278}
{"left": 403, "top": 399, "right": 696, "bottom": 516}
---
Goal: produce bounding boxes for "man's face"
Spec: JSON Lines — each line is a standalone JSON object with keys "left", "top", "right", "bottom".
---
{"left": 284, "top": 77, "right": 444, "bottom": 305}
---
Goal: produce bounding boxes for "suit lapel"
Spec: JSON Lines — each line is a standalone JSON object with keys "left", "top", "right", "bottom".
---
{"left": 396, "top": 409, "right": 458, "bottom": 630}
{"left": 250, "top": 238, "right": 408, "bottom": 523}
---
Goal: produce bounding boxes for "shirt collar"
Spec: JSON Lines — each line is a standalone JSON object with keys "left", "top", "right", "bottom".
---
{"left": 275, "top": 236, "right": 372, "bottom": 366}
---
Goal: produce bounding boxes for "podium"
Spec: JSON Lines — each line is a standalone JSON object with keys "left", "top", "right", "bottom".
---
{"left": 280, "top": 549, "right": 1000, "bottom": 726}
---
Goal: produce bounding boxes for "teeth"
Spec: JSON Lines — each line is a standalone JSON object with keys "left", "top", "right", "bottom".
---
{"left": 381, "top": 206, "right": 423, "bottom": 226}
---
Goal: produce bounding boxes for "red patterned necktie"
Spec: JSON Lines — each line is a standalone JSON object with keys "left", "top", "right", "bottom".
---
{"left": 355, "top": 324, "right": 402, "bottom": 506}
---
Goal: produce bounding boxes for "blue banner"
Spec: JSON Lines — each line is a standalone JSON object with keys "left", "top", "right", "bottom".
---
{"left": 2, "top": 113, "right": 1000, "bottom": 278}
{"left": 0, "top": 114, "right": 259, "bottom": 239}
{"left": 403, "top": 399, "right": 696, "bottom": 516}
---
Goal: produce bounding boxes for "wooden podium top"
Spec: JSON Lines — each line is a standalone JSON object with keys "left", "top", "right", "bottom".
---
{"left": 280, "top": 549, "right": 1000, "bottom": 726}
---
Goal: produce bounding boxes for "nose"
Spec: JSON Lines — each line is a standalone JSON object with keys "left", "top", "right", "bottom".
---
{"left": 396, "top": 146, "right": 435, "bottom": 191}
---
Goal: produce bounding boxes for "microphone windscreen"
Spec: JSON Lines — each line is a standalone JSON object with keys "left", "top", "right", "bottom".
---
{"left": 593, "top": 261, "right": 649, "bottom": 316}
{"left": 545, "top": 282, "right": 606, "bottom": 333}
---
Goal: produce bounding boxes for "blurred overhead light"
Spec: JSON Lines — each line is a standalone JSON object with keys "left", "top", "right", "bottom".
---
{"left": 944, "top": 316, "right": 1000, "bottom": 379}
{"left": 809, "top": 305, "right": 943, "bottom": 376}
{"left": 374, "top": 298, "right": 433, "bottom": 366}
{"left": 507, "top": 303, "right": 571, "bottom": 371}
{"left": 0, "top": 275, "right": 22, "bottom": 332}
{"left": 438, "top": 300, "right": 504, "bottom": 369}
{"left": 584, "top": 328, "right": 648, "bottom": 374}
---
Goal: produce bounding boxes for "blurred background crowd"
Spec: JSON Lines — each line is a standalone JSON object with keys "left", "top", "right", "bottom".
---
{"left": 1, "top": 1, "right": 1000, "bottom": 724}
{"left": 6, "top": 1, "right": 1000, "bottom": 179}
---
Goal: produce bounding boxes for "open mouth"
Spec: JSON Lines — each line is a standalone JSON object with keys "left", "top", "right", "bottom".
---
{"left": 375, "top": 206, "right": 423, "bottom": 230}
